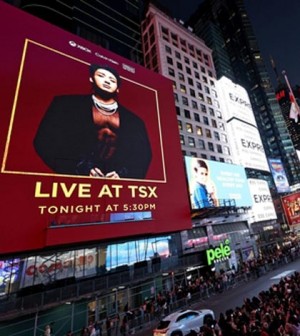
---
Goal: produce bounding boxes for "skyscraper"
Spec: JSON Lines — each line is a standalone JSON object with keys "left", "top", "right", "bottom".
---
{"left": 188, "top": 0, "right": 299, "bottom": 186}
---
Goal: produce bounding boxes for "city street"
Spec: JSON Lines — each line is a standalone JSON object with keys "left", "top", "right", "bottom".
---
{"left": 135, "top": 257, "right": 300, "bottom": 335}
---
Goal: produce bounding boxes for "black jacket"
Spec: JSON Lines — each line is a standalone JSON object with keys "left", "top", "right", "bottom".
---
{"left": 34, "top": 95, "right": 152, "bottom": 179}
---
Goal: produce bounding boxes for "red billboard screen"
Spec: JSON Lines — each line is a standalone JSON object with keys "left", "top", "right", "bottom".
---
{"left": 0, "top": 2, "right": 191, "bottom": 255}
{"left": 281, "top": 192, "right": 300, "bottom": 226}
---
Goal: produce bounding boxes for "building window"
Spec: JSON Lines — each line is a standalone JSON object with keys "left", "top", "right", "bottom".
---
{"left": 192, "top": 101, "right": 198, "bottom": 110}
{"left": 182, "top": 97, "right": 189, "bottom": 106}
{"left": 176, "top": 106, "right": 181, "bottom": 115}
{"left": 212, "top": 119, "right": 217, "bottom": 128}
{"left": 209, "top": 108, "right": 215, "bottom": 116}
{"left": 180, "top": 135, "right": 185, "bottom": 145}
{"left": 168, "top": 68, "right": 175, "bottom": 77}
{"left": 201, "top": 104, "right": 207, "bottom": 113}
{"left": 203, "top": 116, "right": 209, "bottom": 125}
{"left": 190, "top": 88, "right": 195, "bottom": 97}
{"left": 174, "top": 93, "right": 178, "bottom": 102}
{"left": 179, "top": 72, "right": 185, "bottom": 81}
{"left": 216, "top": 111, "right": 222, "bottom": 119}
{"left": 221, "top": 134, "right": 228, "bottom": 142}
{"left": 165, "top": 45, "right": 171, "bottom": 54}
{"left": 208, "top": 142, "right": 214, "bottom": 151}
{"left": 192, "top": 61, "right": 198, "bottom": 69}
{"left": 190, "top": 152, "right": 197, "bottom": 157}
{"left": 180, "top": 84, "right": 187, "bottom": 93}
{"left": 167, "top": 56, "right": 173, "bottom": 65}
{"left": 198, "top": 92, "right": 204, "bottom": 101}
{"left": 195, "top": 71, "right": 200, "bottom": 79}
{"left": 188, "top": 77, "right": 194, "bottom": 86}
{"left": 175, "top": 51, "right": 181, "bottom": 59}
{"left": 177, "top": 62, "right": 183, "bottom": 70}
{"left": 194, "top": 113, "right": 200, "bottom": 122}
{"left": 198, "top": 139, "right": 205, "bottom": 149}
{"left": 214, "top": 131, "right": 220, "bottom": 141}
{"left": 188, "top": 137, "right": 195, "bottom": 147}
{"left": 196, "top": 126, "right": 203, "bottom": 135}
{"left": 223, "top": 146, "right": 230, "bottom": 155}
{"left": 202, "top": 76, "right": 208, "bottom": 83}
{"left": 207, "top": 97, "right": 212, "bottom": 105}
{"left": 172, "top": 81, "right": 177, "bottom": 90}
{"left": 204, "top": 86, "right": 210, "bottom": 94}
{"left": 171, "top": 32, "right": 178, "bottom": 41}
{"left": 184, "top": 56, "right": 190, "bottom": 64}
{"left": 201, "top": 153, "right": 207, "bottom": 159}
{"left": 186, "top": 123, "right": 193, "bottom": 133}
{"left": 161, "top": 26, "right": 169, "bottom": 35}
{"left": 218, "top": 122, "right": 225, "bottom": 130}
{"left": 184, "top": 109, "right": 191, "bottom": 118}
{"left": 214, "top": 100, "right": 220, "bottom": 108}
{"left": 186, "top": 67, "right": 191, "bottom": 75}
{"left": 178, "top": 120, "right": 182, "bottom": 131}
{"left": 201, "top": 66, "right": 206, "bottom": 73}
{"left": 211, "top": 89, "right": 218, "bottom": 98}
{"left": 217, "top": 144, "right": 223, "bottom": 153}
{"left": 196, "top": 82, "right": 202, "bottom": 90}
{"left": 180, "top": 38, "right": 187, "bottom": 48}
{"left": 205, "top": 129, "right": 212, "bottom": 138}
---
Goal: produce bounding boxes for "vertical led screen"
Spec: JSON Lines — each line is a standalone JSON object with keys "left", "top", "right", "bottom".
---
{"left": 217, "top": 77, "right": 270, "bottom": 172}
{"left": 268, "top": 158, "right": 290, "bottom": 193}
{"left": 184, "top": 157, "right": 252, "bottom": 210}
{"left": 0, "top": 2, "right": 191, "bottom": 255}
{"left": 281, "top": 193, "right": 300, "bottom": 226}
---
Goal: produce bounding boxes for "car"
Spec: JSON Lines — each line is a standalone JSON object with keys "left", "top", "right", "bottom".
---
{"left": 153, "top": 309, "right": 215, "bottom": 336}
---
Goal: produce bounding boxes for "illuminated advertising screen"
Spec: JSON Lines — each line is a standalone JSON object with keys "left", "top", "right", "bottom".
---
{"left": 268, "top": 158, "right": 290, "bottom": 193}
{"left": 217, "top": 76, "right": 257, "bottom": 126}
{"left": 0, "top": 2, "right": 191, "bottom": 255}
{"left": 248, "top": 179, "right": 277, "bottom": 222}
{"left": 227, "top": 120, "right": 270, "bottom": 172}
{"left": 281, "top": 192, "right": 300, "bottom": 226}
{"left": 184, "top": 157, "right": 252, "bottom": 210}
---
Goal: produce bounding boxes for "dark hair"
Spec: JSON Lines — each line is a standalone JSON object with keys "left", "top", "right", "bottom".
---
{"left": 194, "top": 159, "right": 208, "bottom": 173}
{"left": 89, "top": 64, "right": 121, "bottom": 87}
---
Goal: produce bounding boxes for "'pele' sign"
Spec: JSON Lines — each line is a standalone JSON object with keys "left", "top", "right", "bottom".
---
{"left": 206, "top": 239, "right": 231, "bottom": 266}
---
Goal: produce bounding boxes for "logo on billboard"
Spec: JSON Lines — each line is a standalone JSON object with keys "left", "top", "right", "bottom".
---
{"left": 206, "top": 239, "right": 231, "bottom": 266}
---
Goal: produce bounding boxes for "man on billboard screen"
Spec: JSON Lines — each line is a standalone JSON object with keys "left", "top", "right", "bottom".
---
{"left": 192, "top": 159, "right": 219, "bottom": 208}
{"left": 34, "top": 64, "right": 152, "bottom": 179}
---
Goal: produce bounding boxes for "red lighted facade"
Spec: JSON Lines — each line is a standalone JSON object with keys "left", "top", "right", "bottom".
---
{"left": 0, "top": 2, "right": 191, "bottom": 255}
{"left": 281, "top": 192, "right": 300, "bottom": 226}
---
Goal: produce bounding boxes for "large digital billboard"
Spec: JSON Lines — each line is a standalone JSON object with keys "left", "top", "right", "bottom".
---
{"left": 217, "top": 77, "right": 270, "bottom": 172}
{"left": 227, "top": 120, "right": 270, "bottom": 172}
{"left": 0, "top": 2, "right": 191, "bottom": 255}
{"left": 281, "top": 192, "right": 300, "bottom": 226}
{"left": 217, "top": 76, "right": 257, "bottom": 126}
{"left": 268, "top": 158, "right": 290, "bottom": 193}
{"left": 184, "top": 157, "right": 252, "bottom": 210}
{"left": 247, "top": 179, "right": 277, "bottom": 222}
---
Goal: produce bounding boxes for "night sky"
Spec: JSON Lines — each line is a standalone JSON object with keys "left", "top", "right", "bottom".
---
{"left": 159, "top": 0, "right": 300, "bottom": 88}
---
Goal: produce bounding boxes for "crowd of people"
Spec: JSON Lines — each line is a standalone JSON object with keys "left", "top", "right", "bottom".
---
{"left": 45, "top": 245, "right": 300, "bottom": 335}
{"left": 190, "top": 271, "right": 300, "bottom": 336}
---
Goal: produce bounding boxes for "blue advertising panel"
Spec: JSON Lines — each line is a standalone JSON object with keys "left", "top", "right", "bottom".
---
{"left": 184, "top": 157, "right": 252, "bottom": 210}
{"left": 268, "top": 158, "right": 290, "bottom": 193}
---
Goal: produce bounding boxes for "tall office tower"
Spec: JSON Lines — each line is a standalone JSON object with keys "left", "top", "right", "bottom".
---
{"left": 188, "top": 0, "right": 299, "bottom": 186}
{"left": 7, "top": 0, "right": 145, "bottom": 64}
{"left": 141, "top": 3, "right": 233, "bottom": 163}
